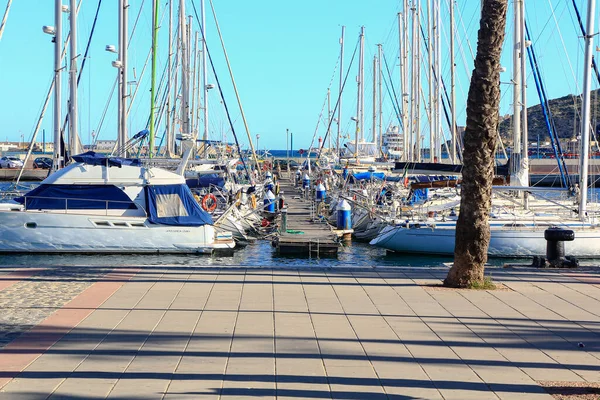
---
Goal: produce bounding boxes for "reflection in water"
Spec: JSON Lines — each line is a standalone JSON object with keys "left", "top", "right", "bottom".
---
{"left": 0, "top": 241, "right": 455, "bottom": 268}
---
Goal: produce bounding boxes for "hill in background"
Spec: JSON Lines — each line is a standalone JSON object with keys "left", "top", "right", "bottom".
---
{"left": 498, "top": 89, "right": 600, "bottom": 144}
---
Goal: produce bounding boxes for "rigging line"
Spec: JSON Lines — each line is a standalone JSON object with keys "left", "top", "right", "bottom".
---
{"left": 202, "top": 0, "right": 259, "bottom": 174}
{"left": 418, "top": 21, "right": 463, "bottom": 159}
{"left": 525, "top": 20, "right": 570, "bottom": 187}
{"left": 94, "top": 77, "right": 118, "bottom": 143}
{"left": 381, "top": 53, "right": 403, "bottom": 129}
{"left": 548, "top": 0, "right": 581, "bottom": 94}
{"left": 316, "top": 37, "right": 360, "bottom": 161}
{"left": 190, "top": 0, "right": 251, "bottom": 181}
{"left": 128, "top": 0, "right": 146, "bottom": 46}
{"left": 63, "top": 0, "right": 103, "bottom": 126}
{"left": 307, "top": 53, "right": 343, "bottom": 151}
{"left": 379, "top": 59, "right": 402, "bottom": 128}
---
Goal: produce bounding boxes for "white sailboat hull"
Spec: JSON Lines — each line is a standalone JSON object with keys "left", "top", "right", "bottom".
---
{"left": 370, "top": 221, "right": 600, "bottom": 258}
{"left": 0, "top": 211, "right": 234, "bottom": 254}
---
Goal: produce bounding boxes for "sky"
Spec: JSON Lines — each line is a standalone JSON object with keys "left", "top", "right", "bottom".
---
{"left": 0, "top": 0, "right": 596, "bottom": 151}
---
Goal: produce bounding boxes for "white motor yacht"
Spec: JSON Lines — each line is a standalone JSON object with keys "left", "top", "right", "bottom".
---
{"left": 0, "top": 153, "right": 235, "bottom": 254}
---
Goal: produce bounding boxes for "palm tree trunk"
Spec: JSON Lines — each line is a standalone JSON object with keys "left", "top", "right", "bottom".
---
{"left": 445, "top": 0, "right": 509, "bottom": 288}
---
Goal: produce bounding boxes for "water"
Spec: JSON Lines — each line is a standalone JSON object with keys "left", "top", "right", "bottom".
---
{"left": 0, "top": 240, "right": 455, "bottom": 268}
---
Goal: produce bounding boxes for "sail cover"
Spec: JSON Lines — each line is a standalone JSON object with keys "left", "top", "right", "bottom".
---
{"left": 145, "top": 184, "right": 213, "bottom": 226}
{"left": 15, "top": 184, "right": 136, "bottom": 210}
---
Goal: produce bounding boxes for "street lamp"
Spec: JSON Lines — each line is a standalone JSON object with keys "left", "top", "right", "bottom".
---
{"left": 256, "top": 134, "right": 260, "bottom": 157}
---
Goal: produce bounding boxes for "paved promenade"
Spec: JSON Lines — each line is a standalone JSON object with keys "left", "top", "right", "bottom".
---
{"left": 0, "top": 264, "right": 599, "bottom": 399}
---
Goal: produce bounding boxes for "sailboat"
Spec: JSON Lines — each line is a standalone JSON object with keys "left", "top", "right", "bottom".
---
{"left": 371, "top": 0, "right": 600, "bottom": 258}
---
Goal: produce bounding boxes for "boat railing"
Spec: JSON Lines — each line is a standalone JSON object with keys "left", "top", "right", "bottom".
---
{"left": 22, "top": 195, "right": 143, "bottom": 216}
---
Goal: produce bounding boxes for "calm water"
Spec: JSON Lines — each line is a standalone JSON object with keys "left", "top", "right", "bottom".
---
{"left": 0, "top": 241, "right": 456, "bottom": 268}
{"left": 1, "top": 183, "right": 597, "bottom": 269}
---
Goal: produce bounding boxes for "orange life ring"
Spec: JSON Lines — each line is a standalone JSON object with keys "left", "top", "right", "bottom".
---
{"left": 201, "top": 193, "right": 218, "bottom": 213}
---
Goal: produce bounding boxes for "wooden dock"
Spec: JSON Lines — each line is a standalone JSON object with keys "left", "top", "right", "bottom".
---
{"left": 273, "top": 178, "right": 340, "bottom": 257}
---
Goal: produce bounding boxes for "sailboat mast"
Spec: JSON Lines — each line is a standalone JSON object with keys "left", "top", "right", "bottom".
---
{"left": 399, "top": 9, "right": 409, "bottom": 161}
{"left": 68, "top": 0, "right": 79, "bottom": 156}
{"left": 179, "top": 0, "right": 190, "bottom": 138}
{"left": 327, "top": 88, "right": 331, "bottom": 150}
{"left": 511, "top": 0, "right": 523, "bottom": 185}
{"left": 52, "top": 0, "right": 62, "bottom": 172}
{"left": 378, "top": 43, "right": 383, "bottom": 155}
{"left": 355, "top": 26, "right": 364, "bottom": 161}
{"left": 410, "top": 3, "right": 418, "bottom": 161}
{"left": 166, "top": 0, "right": 173, "bottom": 156}
{"left": 337, "top": 26, "right": 345, "bottom": 157}
{"left": 359, "top": 26, "right": 365, "bottom": 144}
{"left": 121, "top": 0, "right": 128, "bottom": 156}
{"left": 579, "top": 0, "right": 596, "bottom": 217}
{"left": 372, "top": 55, "right": 377, "bottom": 149}
{"left": 434, "top": 0, "right": 441, "bottom": 161}
{"left": 190, "top": 31, "right": 198, "bottom": 138}
{"left": 414, "top": 2, "right": 421, "bottom": 162}
{"left": 520, "top": 0, "right": 529, "bottom": 185}
{"left": 427, "top": 0, "right": 434, "bottom": 162}
{"left": 149, "top": 0, "right": 159, "bottom": 158}
{"left": 0, "top": 0, "right": 12, "bottom": 41}
{"left": 450, "top": 0, "right": 456, "bottom": 163}
{"left": 201, "top": 0, "right": 209, "bottom": 157}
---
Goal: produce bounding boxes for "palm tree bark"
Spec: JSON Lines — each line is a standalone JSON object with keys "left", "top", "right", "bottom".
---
{"left": 445, "top": 0, "right": 509, "bottom": 288}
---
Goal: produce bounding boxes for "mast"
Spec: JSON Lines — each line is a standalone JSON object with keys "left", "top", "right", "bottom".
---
{"left": 337, "top": 26, "right": 345, "bottom": 157}
{"left": 179, "top": 0, "right": 190, "bottom": 139}
{"left": 117, "top": 0, "right": 124, "bottom": 155}
{"left": 579, "top": 0, "right": 596, "bottom": 217}
{"left": 52, "top": 0, "right": 62, "bottom": 172}
{"left": 427, "top": 0, "right": 434, "bottom": 162}
{"left": 414, "top": 2, "right": 421, "bottom": 162}
{"left": 355, "top": 26, "right": 364, "bottom": 161}
{"left": 68, "top": 0, "right": 79, "bottom": 156}
{"left": 201, "top": 0, "right": 209, "bottom": 157}
{"left": 511, "top": 0, "right": 523, "bottom": 185}
{"left": 372, "top": 55, "right": 377, "bottom": 148}
{"left": 121, "top": 0, "right": 129, "bottom": 156}
{"left": 166, "top": 0, "right": 173, "bottom": 156}
{"left": 450, "top": 0, "right": 457, "bottom": 163}
{"left": 0, "top": 0, "right": 13, "bottom": 41}
{"left": 434, "top": 0, "right": 442, "bottom": 161}
{"left": 149, "top": 0, "right": 159, "bottom": 158}
{"left": 520, "top": 0, "right": 529, "bottom": 186}
{"left": 327, "top": 88, "right": 331, "bottom": 150}
{"left": 399, "top": 10, "right": 408, "bottom": 161}
{"left": 359, "top": 26, "right": 365, "bottom": 144}
{"left": 409, "top": 3, "right": 417, "bottom": 161}
{"left": 190, "top": 30, "right": 198, "bottom": 139}
{"left": 378, "top": 43, "right": 383, "bottom": 155}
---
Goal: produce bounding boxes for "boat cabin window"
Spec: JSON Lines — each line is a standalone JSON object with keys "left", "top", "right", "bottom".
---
{"left": 155, "top": 194, "right": 189, "bottom": 218}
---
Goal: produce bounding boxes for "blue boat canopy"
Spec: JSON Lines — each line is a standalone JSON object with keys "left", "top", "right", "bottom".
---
{"left": 145, "top": 184, "right": 213, "bottom": 226}
{"left": 185, "top": 173, "right": 226, "bottom": 189}
{"left": 15, "top": 184, "right": 136, "bottom": 210}
{"left": 71, "top": 151, "right": 142, "bottom": 167}
{"left": 351, "top": 172, "right": 386, "bottom": 181}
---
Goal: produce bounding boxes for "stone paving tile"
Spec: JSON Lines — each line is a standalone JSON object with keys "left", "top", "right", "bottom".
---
{"left": 0, "top": 266, "right": 110, "bottom": 348}
{"left": 1, "top": 266, "right": 600, "bottom": 400}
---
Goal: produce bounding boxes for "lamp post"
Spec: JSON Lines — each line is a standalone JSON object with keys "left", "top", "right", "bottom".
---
{"left": 43, "top": 1, "right": 69, "bottom": 172}
{"left": 256, "top": 134, "right": 260, "bottom": 157}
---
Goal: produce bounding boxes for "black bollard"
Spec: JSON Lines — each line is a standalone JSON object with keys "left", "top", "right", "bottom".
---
{"left": 541, "top": 227, "right": 577, "bottom": 268}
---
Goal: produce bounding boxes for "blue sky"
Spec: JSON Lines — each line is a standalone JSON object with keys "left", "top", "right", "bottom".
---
{"left": 0, "top": 0, "right": 596, "bottom": 151}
